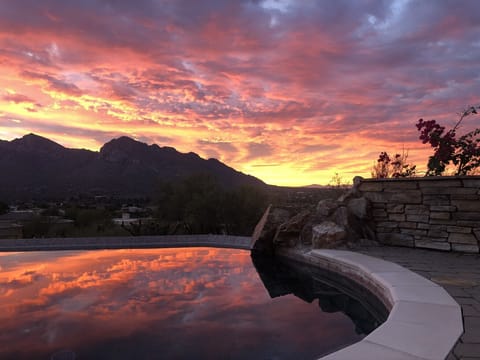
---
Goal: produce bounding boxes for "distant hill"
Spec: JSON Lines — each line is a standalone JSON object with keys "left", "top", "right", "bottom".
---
{"left": 0, "top": 134, "right": 266, "bottom": 201}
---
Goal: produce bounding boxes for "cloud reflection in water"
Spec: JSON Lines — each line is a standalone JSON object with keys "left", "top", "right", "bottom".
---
{"left": 0, "top": 248, "right": 362, "bottom": 359}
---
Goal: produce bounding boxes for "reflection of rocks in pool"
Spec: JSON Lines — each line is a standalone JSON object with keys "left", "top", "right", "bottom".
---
{"left": 251, "top": 253, "right": 311, "bottom": 300}
{"left": 251, "top": 254, "right": 387, "bottom": 336}
{"left": 50, "top": 349, "right": 76, "bottom": 360}
{"left": 315, "top": 284, "right": 377, "bottom": 334}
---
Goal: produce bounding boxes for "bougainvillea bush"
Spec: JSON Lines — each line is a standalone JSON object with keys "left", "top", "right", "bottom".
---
{"left": 416, "top": 106, "right": 480, "bottom": 176}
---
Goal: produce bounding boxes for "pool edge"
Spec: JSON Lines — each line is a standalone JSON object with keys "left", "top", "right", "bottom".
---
{"left": 276, "top": 248, "right": 463, "bottom": 360}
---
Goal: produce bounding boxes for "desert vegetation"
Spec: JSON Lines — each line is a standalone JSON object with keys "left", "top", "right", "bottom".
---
{"left": 373, "top": 105, "right": 480, "bottom": 178}
{"left": 155, "top": 174, "right": 269, "bottom": 236}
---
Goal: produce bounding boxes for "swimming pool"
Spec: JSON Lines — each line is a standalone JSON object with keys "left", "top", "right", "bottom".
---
{"left": 0, "top": 248, "right": 383, "bottom": 359}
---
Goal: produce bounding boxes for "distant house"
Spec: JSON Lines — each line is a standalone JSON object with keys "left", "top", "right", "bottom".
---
{"left": 113, "top": 212, "right": 141, "bottom": 225}
{"left": 112, "top": 205, "right": 151, "bottom": 225}
{"left": 0, "top": 210, "right": 35, "bottom": 222}
{"left": 0, "top": 211, "right": 36, "bottom": 239}
{"left": 0, "top": 220, "right": 23, "bottom": 239}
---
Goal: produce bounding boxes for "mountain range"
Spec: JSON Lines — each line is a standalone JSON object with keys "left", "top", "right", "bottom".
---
{"left": 0, "top": 134, "right": 266, "bottom": 201}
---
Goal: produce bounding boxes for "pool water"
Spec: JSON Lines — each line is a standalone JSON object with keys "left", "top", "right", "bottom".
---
{"left": 0, "top": 248, "right": 374, "bottom": 359}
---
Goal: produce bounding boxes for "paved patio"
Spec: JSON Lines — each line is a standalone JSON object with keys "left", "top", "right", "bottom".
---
{"left": 357, "top": 245, "right": 480, "bottom": 360}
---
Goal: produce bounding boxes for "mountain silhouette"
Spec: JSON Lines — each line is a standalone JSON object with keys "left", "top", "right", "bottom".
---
{"left": 0, "top": 134, "right": 265, "bottom": 200}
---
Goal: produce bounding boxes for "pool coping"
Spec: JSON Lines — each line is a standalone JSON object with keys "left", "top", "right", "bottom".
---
{"left": 0, "top": 234, "right": 252, "bottom": 251}
{"left": 276, "top": 248, "right": 463, "bottom": 360}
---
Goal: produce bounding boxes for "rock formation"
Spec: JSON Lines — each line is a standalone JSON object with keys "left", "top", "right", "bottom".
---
{"left": 252, "top": 176, "right": 377, "bottom": 253}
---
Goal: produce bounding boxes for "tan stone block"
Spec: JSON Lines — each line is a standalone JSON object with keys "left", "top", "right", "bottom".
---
{"left": 429, "top": 219, "right": 456, "bottom": 225}
{"left": 457, "top": 220, "right": 480, "bottom": 227}
{"left": 415, "top": 240, "right": 451, "bottom": 251}
{"left": 429, "top": 219, "right": 457, "bottom": 225}
{"left": 418, "top": 179, "right": 462, "bottom": 187}
{"left": 447, "top": 226, "right": 472, "bottom": 234}
{"left": 451, "top": 194, "right": 480, "bottom": 200}
{"left": 390, "top": 190, "right": 422, "bottom": 204}
{"left": 405, "top": 204, "right": 429, "bottom": 215}
{"left": 407, "top": 214, "right": 429, "bottom": 223}
{"left": 376, "top": 221, "right": 398, "bottom": 228}
{"left": 421, "top": 187, "right": 476, "bottom": 195}
{"left": 389, "top": 213, "right": 406, "bottom": 222}
{"left": 430, "top": 205, "right": 456, "bottom": 212}
{"left": 451, "top": 200, "right": 480, "bottom": 212}
{"left": 451, "top": 187, "right": 479, "bottom": 194}
{"left": 372, "top": 209, "right": 387, "bottom": 218}
{"left": 376, "top": 227, "right": 394, "bottom": 233}
{"left": 399, "top": 221, "right": 417, "bottom": 229}
{"left": 463, "top": 179, "right": 480, "bottom": 188}
{"left": 423, "top": 195, "right": 450, "bottom": 206}
{"left": 427, "top": 229, "right": 449, "bottom": 238}
{"left": 448, "top": 233, "right": 478, "bottom": 244}
{"left": 383, "top": 181, "right": 418, "bottom": 191}
{"left": 453, "top": 212, "right": 480, "bottom": 221}
{"left": 429, "top": 224, "right": 447, "bottom": 231}
{"left": 362, "top": 191, "right": 386, "bottom": 203}
{"left": 386, "top": 204, "right": 404, "bottom": 213}
{"left": 430, "top": 212, "right": 451, "bottom": 220}
{"left": 358, "top": 182, "right": 383, "bottom": 192}
{"left": 451, "top": 243, "right": 479, "bottom": 253}
{"left": 400, "top": 228, "right": 427, "bottom": 237}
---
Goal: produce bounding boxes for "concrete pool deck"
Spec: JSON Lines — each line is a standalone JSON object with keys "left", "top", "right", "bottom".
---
{"left": 356, "top": 245, "right": 480, "bottom": 360}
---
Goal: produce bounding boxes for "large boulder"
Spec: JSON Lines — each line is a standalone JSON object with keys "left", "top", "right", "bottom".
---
{"left": 251, "top": 205, "right": 292, "bottom": 254}
{"left": 311, "top": 221, "right": 347, "bottom": 249}
{"left": 338, "top": 176, "right": 363, "bottom": 202}
{"left": 316, "top": 199, "right": 339, "bottom": 217}
{"left": 347, "top": 197, "right": 370, "bottom": 219}
{"left": 332, "top": 206, "right": 349, "bottom": 228}
{"left": 332, "top": 200, "right": 375, "bottom": 242}
{"left": 273, "top": 210, "right": 311, "bottom": 247}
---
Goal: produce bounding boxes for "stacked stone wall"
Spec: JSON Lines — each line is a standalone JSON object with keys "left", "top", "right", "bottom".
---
{"left": 358, "top": 176, "right": 480, "bottom": 253}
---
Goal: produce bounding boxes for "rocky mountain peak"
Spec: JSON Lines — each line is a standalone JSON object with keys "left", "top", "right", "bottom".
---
{"left": 11, "top": 133, "right": 65, "bottom": 153}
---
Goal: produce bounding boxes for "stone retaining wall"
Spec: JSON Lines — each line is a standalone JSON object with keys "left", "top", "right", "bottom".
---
{"left": 358, "top": 176, "right": 480, "bottom": 253}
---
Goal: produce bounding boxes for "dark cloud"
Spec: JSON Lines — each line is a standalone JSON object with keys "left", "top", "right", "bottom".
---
{"left": 198, "top": 139, "right": 238, "bottom": 154}
{"left": 3, "top": 93, "right": 37, "bottom": 104}
{"left": 21, "top": 70, "right": 82, "bottom": 96}
{"left": 247, "top": 142, "right": 273, "bottom": 159}
{"left": 297, "top": 144, "right": 339, "bottom": 154}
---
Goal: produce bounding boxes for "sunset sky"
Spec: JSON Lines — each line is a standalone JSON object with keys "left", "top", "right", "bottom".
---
{"left": 0, "top": 0, "right": 479, "bottom": 186}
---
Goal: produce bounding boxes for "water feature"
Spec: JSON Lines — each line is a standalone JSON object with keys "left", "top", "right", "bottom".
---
{"left": 0, "top": 248, "right": 385, "bottom": 359}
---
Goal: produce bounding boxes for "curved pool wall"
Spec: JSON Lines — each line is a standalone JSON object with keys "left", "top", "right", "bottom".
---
{"left": 277, "top": 248, "right": 464, "bottom": 360}
{"left": 251, "top": 254, "right": 389, "bottom": 341}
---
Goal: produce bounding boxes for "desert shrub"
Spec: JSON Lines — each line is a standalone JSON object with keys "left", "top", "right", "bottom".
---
{"left": 371, "top": 151, "right": 416, "bottom": 178}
